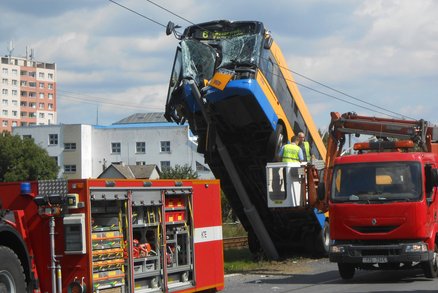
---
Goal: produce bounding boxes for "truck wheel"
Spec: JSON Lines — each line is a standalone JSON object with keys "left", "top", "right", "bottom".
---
{"left": 314, "top": 221, "right": 330, "bottom": 257}
{"left": 422, "top": 243, "right": 438, "bottom": 278}
{"left": 0, "top": 246, "right": 27, "bottom": 293}
{"left": 338, "top": 263, "right": 355, "bottom": 280}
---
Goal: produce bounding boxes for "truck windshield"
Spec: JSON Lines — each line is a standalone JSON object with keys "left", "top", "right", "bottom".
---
{"left": 331, "top": 162, "right": 422, "bottom": 203}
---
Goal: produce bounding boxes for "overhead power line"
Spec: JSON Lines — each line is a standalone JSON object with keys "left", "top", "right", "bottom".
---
{"left": 58, "top": 89, "right": 163, "bottom": 111}
{"left": 286, "top": 68, "right": 415, "bottom": 120}
{"left": 108, "top": 0, "right": 166, "bottom": 28}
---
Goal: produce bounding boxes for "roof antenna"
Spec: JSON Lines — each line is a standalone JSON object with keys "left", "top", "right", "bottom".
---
{"left": 7, "top": 40, "right": 14, "bottom": 63}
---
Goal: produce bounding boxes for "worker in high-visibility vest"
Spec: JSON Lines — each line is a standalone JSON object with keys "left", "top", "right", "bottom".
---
{"left": 279, "top": 136, "right": 303, "bottom": 162}
{"left": 298, "top": 132, "right": 312, "bottom": 162}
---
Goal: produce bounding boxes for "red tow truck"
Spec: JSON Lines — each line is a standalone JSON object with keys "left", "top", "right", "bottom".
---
{"left": 322, "top": 112, "right": 438, "bottom": 279}
{"left": 0, "top": 179, "right": 224, "bottom": 292}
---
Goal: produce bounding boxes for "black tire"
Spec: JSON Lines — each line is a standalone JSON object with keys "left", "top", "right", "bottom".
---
{"left": 267, "top": 124, "right": 286, "bottom": 161}
{"left": 314, "top": 221, "right": 330, "bottom": 257}
{"left": 0, "top": 246, "right": 27, "bottom": 293}
{"left": 422, "top": 242, "right": 438, "bottom": 278}
{"left": 338, "top": 263, "right": 355, "bottom": 280}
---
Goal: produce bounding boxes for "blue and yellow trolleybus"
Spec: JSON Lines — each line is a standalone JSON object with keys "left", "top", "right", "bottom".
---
{"left": 165, "top": 20, "right": 327, "bottom": 258}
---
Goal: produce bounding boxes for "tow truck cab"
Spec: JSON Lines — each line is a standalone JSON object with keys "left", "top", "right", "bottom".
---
{"left": 329, "top": 152, "right": 438, "bottom": 279}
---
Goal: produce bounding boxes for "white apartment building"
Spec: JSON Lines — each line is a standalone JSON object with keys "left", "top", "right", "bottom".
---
{"left": 12, "top": 114, "right": 213, "bottom": 179}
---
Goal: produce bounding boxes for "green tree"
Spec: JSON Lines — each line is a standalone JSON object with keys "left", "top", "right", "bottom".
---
{"left": 0, "top": 132, "right": 59, "bottom": 182}
{"left": 160, "top": 164, "right": 198, "bottom": 179}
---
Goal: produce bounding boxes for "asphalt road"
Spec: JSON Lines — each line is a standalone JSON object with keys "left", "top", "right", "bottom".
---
{"left": 223, "top": 258, "right": 438, "bottom": 292}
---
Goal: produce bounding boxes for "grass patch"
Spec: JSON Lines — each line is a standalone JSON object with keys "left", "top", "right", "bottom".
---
{"left": 224, "top": 248, "right": 261, "bottom": 273}
{"left": 222, "top": 222, "right": 247, "bottom": 238}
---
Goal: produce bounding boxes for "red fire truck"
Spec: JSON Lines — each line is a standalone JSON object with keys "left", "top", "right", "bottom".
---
{"left": 321, "top": 112, "right": 438, "bottom": 279}
{"left": 0, "top": 179, "right": 224, "bottom": 292}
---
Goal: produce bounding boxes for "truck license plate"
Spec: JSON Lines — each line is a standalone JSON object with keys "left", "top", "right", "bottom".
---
{"left": 362, "top": 257, "right": 388, "bottom": 263}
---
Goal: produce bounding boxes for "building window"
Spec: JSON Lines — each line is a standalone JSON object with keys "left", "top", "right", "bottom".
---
{"left": 39, "top": 93, "right": 44, "bottom": 99}
{"left": 29, "top": 102, "right": 36, "bottom": 108}
{"left": 29, "top": 72, "right": 36, "bottom": 78}
{"left": 64, "top": 143, "right": 77, "bottom": 151}
{"left": 28, "top": 112, "right": 36, "bottom": 118}
{"left": 38, "top": 72, "right": 44, "bottom": 78}
{"left": 48, "top": 73, "right": 53, "bottom": 80}
{"left": 39, "top": 113, "right": 44, "bottom": 118}
{"left": 2, "top": 68, "right": 8, "bottom": 74}
{"left": 2, "top": 78, "right": 7, "bottom": 85}
{"left": 12, "top": 111, "right": 17, "bottom": 117}
{"left": 48, "top": 93, "right": 53, "bottom": 99}
{"left": 2, "top": 99, "right": 7, "bottom": 105}
{"left": 111, "top": 142, "right": 121, "bottom": 154}
{"left": 2, "top": 120, "right": 8, "bottom": 127}
{"left": 160, "top": 141, "right": 171, "bottom": 153}
{"left": 136, "top": 161, "right": 146, "bottom": 165}
{"left": 12, "top": 69, "right": 17, "bottom": 75}
{"left": 39, "top": 83, "right": 44, "bottom": 89}
{"left": 2, "top": 89, "right": 8, "bottom": 95}
{"left": 48, "top": 104, "right": 53, "bottom": 110}
{"left": 11, "top": 90, "right": 17, "bottom": 96}
{"left": 2, "top": 110, "right": 8, "bottom": 116}
{"left": 49, "top": 134, "right": 58, "bottom": 145}
{"left": 12, "top": 100, "right": 17, "bottom": 106}
{"left": 12, "top": 80, "right": 17, "bottom": 86}
{"left": 20, "top": 81, "right": 27, "bottom": 86}
{"left": 29, "top": 82, "right": 36, "bottom": 88}
{"left": 48, "top": 83, "right": 53, "bottom": 90}
{"left": 11, "top": 121, "right": 17, "bottom": 127}
{"left": 64, "top": 165, "right": 77, "bottom": 173}
{"left": 29, "top": 92, "right": 36, "bottom": 98}
{"left": 160, "top": 161, "right": 171, "bottom": 171}
{"left": 39, "top": 103, "right": 44, "bottom": 109}
{"left": 136, "top": 142, "right": 146, "bottom": 153}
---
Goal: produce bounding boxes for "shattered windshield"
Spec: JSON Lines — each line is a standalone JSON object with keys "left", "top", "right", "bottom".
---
{"left": 180, "top": 34, "right": 263, "bottom": 86}
{"left": 218, "top": 34, "right": 262, "bottom": 68}
{"left": 181, "top": 40, "right": 217, "bottom": 86}
{"left": 331, "top": 162, "right": 422, "bottom": 203}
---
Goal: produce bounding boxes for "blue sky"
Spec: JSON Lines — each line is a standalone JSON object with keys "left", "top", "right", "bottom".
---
{"left": 1, "top": 0, "right": 437, "bottom": 129}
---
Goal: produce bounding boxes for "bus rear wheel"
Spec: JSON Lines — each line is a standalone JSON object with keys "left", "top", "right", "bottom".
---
{"left": 267, "top": 124, "right": 286, "bottom": 161}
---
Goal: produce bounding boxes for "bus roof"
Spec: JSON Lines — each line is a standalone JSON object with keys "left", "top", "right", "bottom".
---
{"left": 182, "top": 20, "right": 265, "bottom": 40}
